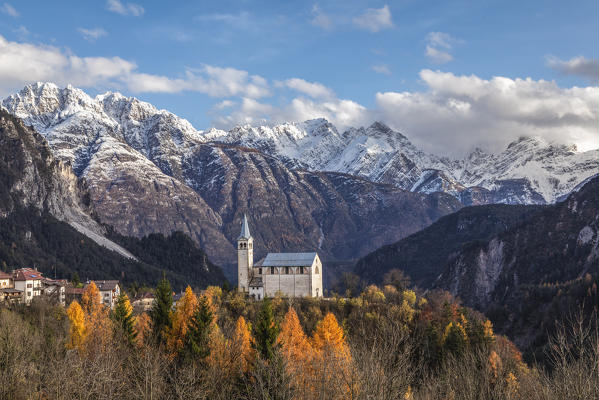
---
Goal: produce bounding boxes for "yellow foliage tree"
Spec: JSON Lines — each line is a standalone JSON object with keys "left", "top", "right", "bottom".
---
{"left": 166, "top": 286, "right": 198, "bottom": 356}
{"left": 311, "top": 313, "right": 356, "bottom": 399}
{"left": 135, "top": 312, "right": 152, "bottom": 348}
{"left": 67, "top": 301, "right": 86, "bottom": 351}
{"left": 81, "top": 281, "right": 101, "bottom": 315}
{"left": 81, "top": 282, "right": 112, "bottom": 353}
{"left": 278, "top": 308, "right": 314, "bottom": 397}
{"left": 231, "top": 316, "right": 253, "bottom": 373}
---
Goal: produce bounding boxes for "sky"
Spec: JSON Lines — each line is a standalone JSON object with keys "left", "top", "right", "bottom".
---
{"left": 1, "top": 0, "right": 599, "bottom": 156}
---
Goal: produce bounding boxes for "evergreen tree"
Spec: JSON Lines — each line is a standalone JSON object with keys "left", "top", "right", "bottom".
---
{"left": 150, "top": 274, "right": 173, "bottom": 344}
{"left": 182, "top": 295, "right": 214, "bottom": 363}
{"left": 113, "top": 293, "right": 136, "bottom": 345}
{"left": 253, "top": 298, "right": 279, "bottom": 360}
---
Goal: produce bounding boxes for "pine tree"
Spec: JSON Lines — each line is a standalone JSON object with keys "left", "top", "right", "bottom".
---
{"left": 66, "top": 300, "right": 86, "bottom": 351}
{"left": 166, "top": 286, "right": 198, "bottom": 356}
{"left": 182, "top": 294, "right": 213, "bottom": 363}
{"left": 113, "top": 293, "right": 136, "bottom": 345}
{"left": 253, "top": 298, "right": 279, "bottom": 361}
{"left": 150, "top": 274, "right": 173, "bottom": 344}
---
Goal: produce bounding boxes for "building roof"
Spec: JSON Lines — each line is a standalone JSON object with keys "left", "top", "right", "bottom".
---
{"left": 89, "top": 280, "right": 119, "bottom": 291}
{"left": 249, "top": 277, "right": 263, "bottom": 287}
{"left": 66, "top": 287, "right": 85, "bottom": 295}
{"left": 238, "top": 213, "right": 252, "bottom": 240}
{"left": 0, "top": 288, "right": 22, "bottom": 294}
{"left": 261, "top": 252, "right": 318, "bottom": 267}
{"left": 0, "top": 271, "right": 11, "bottom": 279}
{"left": 13, "top": 268, "right": 43, "bottom": 281}
{"left": 43, "top": 278, "right": 67, "bottom": 286}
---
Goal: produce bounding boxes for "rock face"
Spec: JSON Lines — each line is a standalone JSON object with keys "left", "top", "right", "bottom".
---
{"left": 436, "top": 176, "right": 599, "bottom": 309}
{"left": 0, "top": 109, "right": 134, "bottom": 258}
{"left": 354, "top": 204, "right": 544, "bottom": 288}
{"left": 2, "top": 83, "right": 462, "bottom": 266}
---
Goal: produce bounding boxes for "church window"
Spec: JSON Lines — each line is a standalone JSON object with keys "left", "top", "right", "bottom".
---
{"left": 258, "top": 268, "right": 262, "bottom": 275}
{"left": 315, "top": 265, "right": 320, "bottom": 274}
{"left": 249, "top": 243, "right": 252, "bottom": 249}
{"left": 300, "top": 266, "right": 304, "bottom": 274}
{"left": 270, "top": 267, "right": 275, "bottom": 274}
{"left": 285, "top": 267, "right": 289, "bottom": 274}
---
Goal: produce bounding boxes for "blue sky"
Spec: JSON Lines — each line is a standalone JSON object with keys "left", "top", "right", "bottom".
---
{"left": 1, "top": 0, "right": 599, "bottom": 155}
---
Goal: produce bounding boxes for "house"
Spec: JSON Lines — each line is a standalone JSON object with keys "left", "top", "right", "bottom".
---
{"left": 13, "top": 268, "right": 43, "bottom": 304}
{"left": 89, "top": 280, "right": 121, "bottom": 309}
{"left": 65, "top": 286, "right": 85, "bottom": 304}
{"left": 132, "top": 292, "right": 155, "bottom": 312}
{"left": 237, "top": 214, "right": 323, "bottom": 299}
{"left": 42, "top": 278, "right": 67, "bottom": 305}
{"left": 0, "top": 270, "right": 11, "bottom": 289}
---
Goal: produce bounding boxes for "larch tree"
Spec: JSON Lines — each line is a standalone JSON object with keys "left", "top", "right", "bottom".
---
{"left": 113, "top": 293, "right": 136, "bottom": 345}
{"left": 150, "top": 274, "right": 173, "bottom": 344}
{"left": 311, "top": 312, "right": 355, "bottom": 399}
{"left": 81, "top": 282, "right": 112, "bottom": 353}
{"left": 232, "top": 315, "right": 253, "bottom": 373}
{"left": 253, "top": 298, "right": 279, "bottom": 361}
{"left": 166, "top": 286, "right": 198, "bottom": 357}
{"left": 134, "top": 312, "right": 152, "bottom": 348}
{"left": 277, "top": 307, "right": 313, "bottom": 396}
{"left": 66, "top": 300, "right": 86, "bottom": 351}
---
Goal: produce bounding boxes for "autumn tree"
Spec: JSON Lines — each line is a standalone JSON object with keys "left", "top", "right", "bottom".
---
{"left": 277, "top": 307, "right": 313, "bottom": 396}
{"left": 150, "top": 274, "right": 173, "bottom": 344}
{"left": 166, "top": 286, "right": 198, "bottom": 357}
{"left": 81, "top": 282, "right": 112, "bottom": 353}
{"left": 231, "top": 316, "right": 253, "bottom": 373}
{"left": 67, "top": 300, "right": 86, "bottom": 351}
{"left": 311, "top": 312, "right": 355, "bottom": 399}
{"left": 253, "top": 298, "right": 279, "bottom": 361}
{"left": 135, "top": 312, "right": 152, "bottom": 348}
{"left": 182, "top": 294, "right": 214, "bottom": 364}
{"left": 113, "top": 293, "right": 136, "bottom": 345}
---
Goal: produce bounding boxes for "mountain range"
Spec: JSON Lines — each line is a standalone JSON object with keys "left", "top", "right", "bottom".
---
{"left": 1, "top": 83, "right": 464, "bottom": 271}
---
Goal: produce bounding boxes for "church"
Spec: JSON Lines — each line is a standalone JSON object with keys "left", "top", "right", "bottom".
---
{"left": 237, "top": 214, "right": 323, "bottom": 299}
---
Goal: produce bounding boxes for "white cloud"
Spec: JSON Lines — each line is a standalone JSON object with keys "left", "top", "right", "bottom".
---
{"left": 276, "top": 78, "right": 334, "bottom": 98}
{"left": 106, "top": 0, "right": 144, "bottom": 17}
{"left": 353, "top": 5, "right": 392, "bottom": 33}
{"left": 0, "top": 35, "right": 269, "bottom": 99}
{"left": 372, "top": 64, "right": 391, "bottom": 75}
{"left": 1, "top": 2, "right": 18, "bottom": 17}
{"left": 425, "top": 32, "right": 459, "bottom": 64}
{"left": 375, "top": 69, "right": 599, "bottom": 155}
{"left": 425, "top": 45, "right": 453, "bottom": 64}
{"left": 310, "top": 5, "right": 333, "bottom": 30}
{"left": 547, "top": 56, "right": 599, "bottom": 80}
{"left": 78, "top": 28, "right": 108, "bottom": 41}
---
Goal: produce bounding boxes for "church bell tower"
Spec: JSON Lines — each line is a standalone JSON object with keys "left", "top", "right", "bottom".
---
{"left": 237, "top": 214, "right": 253, "bottom": 292}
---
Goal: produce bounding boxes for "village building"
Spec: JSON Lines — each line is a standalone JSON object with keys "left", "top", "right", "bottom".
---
{"left": 88, "top": 280, "right": 121, "bottom": 309}
{"left": 42, "top": 278, "right": 67, "bottom": 305}
{"left": 132, "top": 292, "right": 155, "bottom": 312}
{"left": 13, "top": 268, "right": 43, "bottom": 304}
{"left": 237, "top": 214, "right": 323, "bottom": 299}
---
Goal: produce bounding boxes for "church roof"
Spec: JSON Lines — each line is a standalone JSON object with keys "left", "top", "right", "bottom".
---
{"left": 262, "top": 252, "right": 318, "bottom": 267}
{"left": 238, "top": 213, "right": 252, "bottom": 240}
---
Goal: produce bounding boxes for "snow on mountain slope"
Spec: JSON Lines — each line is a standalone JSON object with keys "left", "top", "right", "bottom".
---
{"left": 4, "top": 82, "right": 599, "bottom": 209}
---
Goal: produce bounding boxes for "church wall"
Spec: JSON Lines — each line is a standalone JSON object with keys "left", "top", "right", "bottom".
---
{"left": 262, "top": 267, "right": 312, "bottom": 297}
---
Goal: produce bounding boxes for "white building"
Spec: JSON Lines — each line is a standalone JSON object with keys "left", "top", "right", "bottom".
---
{"left": 13, "top": 268, "right": 43, "bottom": 304}
{"left": 0, "top": 270, "right": 10, "bottom": 289}
{"left": 237, "top": 214, "right": 323, "bottom": 299}
{"left": 90, "top": 280, "right": 121, "bottom": 309}
{"left": 42, "top": 278, "right": 67, "bottom": 306}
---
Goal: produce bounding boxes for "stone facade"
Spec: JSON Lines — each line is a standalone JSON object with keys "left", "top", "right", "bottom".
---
{"left": 238, "top": 215, "right": 323, "bottom": 298}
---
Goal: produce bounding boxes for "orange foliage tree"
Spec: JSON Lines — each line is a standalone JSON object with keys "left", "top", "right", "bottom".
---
{"left": 166, "top": 286, "right": 198, "bottom": 357}
{"left": 135, "top": 312, "right": 152, "bottom": 348}
{"left": 311, "top": 312, "right": 356, "bottom": 399}
{"left": 80, "top": 282, "right": 112, "bottom": 353}
{"left": 231, "top": 316, "right": 253, "bottom": 373}
{"left": 278, "top": 307, "right": 314, "bottom": 397}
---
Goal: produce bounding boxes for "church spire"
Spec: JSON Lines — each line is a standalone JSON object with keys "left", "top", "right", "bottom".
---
{"left": 239, "top": 213, "right": 251, "bottom": 240}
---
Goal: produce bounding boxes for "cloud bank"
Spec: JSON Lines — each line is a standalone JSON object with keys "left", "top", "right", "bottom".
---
{"left": 2, "top": 35, "right": 599, "bottom": 156}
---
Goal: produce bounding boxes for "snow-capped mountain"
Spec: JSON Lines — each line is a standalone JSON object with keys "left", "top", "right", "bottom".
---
{"left": 2, "top": 83, "right": 463, "bottom": 267}
{"left": 205, "top": 119, "right": 599, "bottom": 205}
